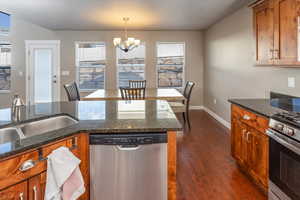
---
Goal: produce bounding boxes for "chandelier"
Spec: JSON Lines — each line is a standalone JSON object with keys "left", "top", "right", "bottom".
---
{"left": 113, "top": 17, "right": 141, "bottom": 52}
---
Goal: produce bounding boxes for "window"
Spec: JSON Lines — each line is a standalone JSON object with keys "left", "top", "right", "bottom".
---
{"left": 0, "top": 43, "right": 11, "bottom": 91}
{"left": 117, "top": 43, "right": 145, "bottom": 87}
{"left": 157, "top": 42, "right": 185, "bottom": 88}
{"left": 0, "top": 12, "right": 10, "bottom": 36}
{"left": 76, "top": 42, "right": 106, "bottom": 90}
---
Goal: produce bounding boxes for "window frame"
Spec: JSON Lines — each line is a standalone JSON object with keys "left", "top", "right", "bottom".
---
{"left": 75, "top": 41, "right": 106, "bottom": 92}
{"left": 116, "top": 42, "right": 146, "bottom": 88}
{"left": 156, "top": 42, "right": 186, "bottom": 89}
{"left": 0, "top": 41, "right": 11, "bottom": 93}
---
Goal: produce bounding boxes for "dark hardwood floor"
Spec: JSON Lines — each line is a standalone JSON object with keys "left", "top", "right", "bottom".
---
{"left": 177, "top": 110, "right": 267, "bottom": 200}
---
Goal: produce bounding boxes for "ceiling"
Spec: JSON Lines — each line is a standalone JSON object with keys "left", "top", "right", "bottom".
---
{"left": 0, "top": 0, "right": 251, "bottom": 31}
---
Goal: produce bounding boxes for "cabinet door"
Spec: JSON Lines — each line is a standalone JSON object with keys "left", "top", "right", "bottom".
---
{"left": 253, "top": 0, "right": 275, "bottom": 65}
{"left": 0, "top": 181, "right": 28, "bottom": 200}
{"left": 273, "top": 0, "right": 300, "bottom": 65}
{"left": 67, "top": 133, "right": 89, "bottom": 200}
{"left": 28, "top": 172, "right": 46, "bottom": 200}
{"left": 248, "top": 128, "right": 269, "bottom": 188}
{"left": 231, "top": 118, "right": 248, "bottom": 165}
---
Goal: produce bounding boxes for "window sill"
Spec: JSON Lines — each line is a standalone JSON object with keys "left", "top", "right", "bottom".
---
{"left": 0, "top": 90, "right": 10, "bottom": 94}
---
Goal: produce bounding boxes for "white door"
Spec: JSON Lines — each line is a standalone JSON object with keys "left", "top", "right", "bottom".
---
{"left": 26, "top": 41, "right": 60, "bottom": 105}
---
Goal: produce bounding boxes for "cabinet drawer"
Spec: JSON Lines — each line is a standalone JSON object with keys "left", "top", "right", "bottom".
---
{"left": 0, "top": 150, "right": 45, "bottom": 191}
{"left": 232, "top": 104, "right": 269, "bottom": 134}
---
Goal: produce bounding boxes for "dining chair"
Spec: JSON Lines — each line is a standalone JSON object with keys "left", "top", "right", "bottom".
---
{"left": 64, "top": 82, "right": 80, "bottom": 101}
{"left": 169, "top": 81, "right": 195, "bottom": 129}
{"left": 129, "top": 80, "right": 146, "bottom": 88}
{"left": 120, "top": 87, "right": 146, "bottom": 100}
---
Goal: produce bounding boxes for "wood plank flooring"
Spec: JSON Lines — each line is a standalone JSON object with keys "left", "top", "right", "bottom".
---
{"left": 177, "top": 110, "right": 267, "bottom": 200}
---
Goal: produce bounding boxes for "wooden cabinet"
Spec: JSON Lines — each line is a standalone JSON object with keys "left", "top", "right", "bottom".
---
{"left": 253, "top": 0, "right": 275, "bottom": 65}
{"left": 231, "top": 104, "right": 269, "bottom": 193}
{"left": 0, "top": 133, "right": 89, "bottom": 200}
{"left": 0, "top": 181, "right": 28, "bottom": 200}
{"left": 28, "top": 172, "right": 46, "bottom": 200}
{"left": 248, "top": 128, "right": 269, "bottom": 188}
{"left": 252, "top": 0, "right": 300, "bottom": 66}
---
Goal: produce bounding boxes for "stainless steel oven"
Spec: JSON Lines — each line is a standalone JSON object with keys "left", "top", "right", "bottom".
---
{"left": 267, "top": 128, "right": 300, "bottom": 200}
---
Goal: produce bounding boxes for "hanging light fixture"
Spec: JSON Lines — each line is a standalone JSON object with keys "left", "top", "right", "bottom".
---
{"left": 113, "top": 17, "right": 141, "bottom": 53}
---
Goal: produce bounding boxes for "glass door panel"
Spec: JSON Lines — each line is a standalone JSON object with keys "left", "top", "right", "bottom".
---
{"left": 34, "top": 49, "right": 52, "bottom": 103}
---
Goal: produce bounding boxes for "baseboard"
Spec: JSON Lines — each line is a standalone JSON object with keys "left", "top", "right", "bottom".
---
{"left": 202, "top": 107, "right": 231, "bottom": 130}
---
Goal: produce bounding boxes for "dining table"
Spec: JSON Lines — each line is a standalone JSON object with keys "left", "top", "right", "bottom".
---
{"left": 82, "top": 88, "right": 185, "bottom": 101}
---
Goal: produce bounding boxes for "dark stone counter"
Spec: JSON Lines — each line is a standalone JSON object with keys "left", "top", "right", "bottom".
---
{"left": 0, "top": 100, "right": 182, "bottom": 159}
{"left": 228, "top": 98, "right": 288, "bottom": 118}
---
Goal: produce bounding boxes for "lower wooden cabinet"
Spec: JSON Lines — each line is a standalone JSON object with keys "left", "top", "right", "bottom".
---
{"left": 231, "top": 105, "right": 269, "bottom": 193}
{"left": 0, "top": 181, "right": 28, "bottom": 200}
{"left": 28, "top": 172, "right": 46, "bottom": 200}
{"left": 0, "top": 133, "right": 89, "bottom": 200}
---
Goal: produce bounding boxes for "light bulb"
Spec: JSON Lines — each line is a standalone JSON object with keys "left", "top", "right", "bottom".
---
{"left": 113, "top": 38, "right": 121, "bottom": 46}
{"left": 134, "top": 40, "right": 141, "bottom": 46}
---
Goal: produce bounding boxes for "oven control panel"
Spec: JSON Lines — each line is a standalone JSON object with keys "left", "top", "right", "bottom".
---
{"left": 269, "top": 119, "right": 300, "bottom": 142}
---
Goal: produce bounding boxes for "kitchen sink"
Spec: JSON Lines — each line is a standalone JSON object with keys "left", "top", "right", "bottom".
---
{"left": 18, "top": 115, "right": 78, "bottom": 138}
{"left": 0, "top": 127, "right": 24, "bottom": 144}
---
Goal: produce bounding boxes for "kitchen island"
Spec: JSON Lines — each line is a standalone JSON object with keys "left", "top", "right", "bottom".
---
{"left": 0, "top": 100, "right": 181, "bottom": 200}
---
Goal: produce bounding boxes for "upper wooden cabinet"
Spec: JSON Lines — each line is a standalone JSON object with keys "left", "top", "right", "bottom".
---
{"left": 252, "top": 0, "right": 300, "bottom": 66}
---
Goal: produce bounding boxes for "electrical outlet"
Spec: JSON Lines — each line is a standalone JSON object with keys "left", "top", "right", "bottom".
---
{"left": 288, "top": 77, "right": 296, "bottom": 88}
{"left": 62, "top": 71, "right": 70, "bottom": 76}
{"left": 213, "top": 99, "right": 217, "bottom": 104}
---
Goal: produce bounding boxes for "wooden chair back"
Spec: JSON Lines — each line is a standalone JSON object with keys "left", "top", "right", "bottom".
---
{"left": 183, "top": 81, "right": 195, "bottom": 106}
{"left": 129, "top": 80, "right": 146, "bottom": 88}
{"left": 64, "top": 82, "right": 80, "bottom": 101}
{"left": 120, "top": 87, "right": 146, "bottom": 100}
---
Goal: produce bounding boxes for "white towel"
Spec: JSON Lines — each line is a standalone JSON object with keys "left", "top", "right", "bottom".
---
{"left": 45, "top": 147, "right": 85, "bottom": 200}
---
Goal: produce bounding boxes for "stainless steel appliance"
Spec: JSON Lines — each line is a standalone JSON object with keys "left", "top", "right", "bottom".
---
{"left": 89, "top": 133, "right": 168, "bottom": 200}
{"left": 267, "top": 112, "right": 300, "bottom": 200}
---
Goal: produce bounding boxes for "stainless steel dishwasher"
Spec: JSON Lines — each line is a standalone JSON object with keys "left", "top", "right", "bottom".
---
{"left": 89, "top": 133, "right": 168, "bottom": 200}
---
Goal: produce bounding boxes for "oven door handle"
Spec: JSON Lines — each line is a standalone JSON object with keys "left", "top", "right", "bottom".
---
{"left": 266, "top": 129, "right": 300, "bottom": 156}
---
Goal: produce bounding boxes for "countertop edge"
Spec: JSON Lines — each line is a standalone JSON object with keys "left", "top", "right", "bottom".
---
{"left": 228, "top": 99, "right": 270, "bottom": 118}
{"left": 0, "top": 127, "right": 182, "bottom": 160}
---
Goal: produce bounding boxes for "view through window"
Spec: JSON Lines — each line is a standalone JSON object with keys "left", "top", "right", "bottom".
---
{"left": 0, "top": 43, "right": 11, "bottom": 91}
{"left": 157, "top": 43, "right": 184, "bottom": 88}
{"left": 117, "top": 43, "right": 145, "bottom": 87}
{"left": 76, "top": 42, "right": 105, "bottom": 90}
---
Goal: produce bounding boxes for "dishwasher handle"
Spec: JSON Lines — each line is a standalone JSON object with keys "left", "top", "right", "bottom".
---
{"left": 116, "top": 145, "right": 141, "bottom": 151}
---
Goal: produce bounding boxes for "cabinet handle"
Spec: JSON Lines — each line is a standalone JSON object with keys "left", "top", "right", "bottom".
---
{"left": 243, "top": 114, "right": 251, "bottom": 120}
{"left": 242, "top": 129, "right": 246, "bottom": 140}
{"left": 19, "top": 192, "right": 24, "bottom": 200}
{"left": 246, "top": 132, "right": 251, "bottom": 143}
{"left": 274, "top": 49, "right": 279, "bottom": 59}
{"left": 33, "top": 186, "right": 37, "bottom": 200}
{"left": 269, "top": 49, "right": 274, "bottom": 60}
{"left": 19, "top": 159, "right": 36, "bottom": 172}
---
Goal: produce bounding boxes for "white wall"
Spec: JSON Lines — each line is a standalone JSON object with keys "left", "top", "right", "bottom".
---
{"left": 204, "top": 6, "right": 300, "bottom": 122}
{"left": 0, "top": 16, "right": 57, "bottom": 107}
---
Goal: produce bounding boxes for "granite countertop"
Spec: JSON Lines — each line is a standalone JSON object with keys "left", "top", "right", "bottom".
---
{"left": 0, "top": 100, "right": 182, "bottom": 159}
{"left": 228, "top": 98, "right": 289, "bottom": 118}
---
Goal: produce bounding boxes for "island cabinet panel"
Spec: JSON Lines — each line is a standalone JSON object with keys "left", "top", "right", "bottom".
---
{"left": 252, "top": 0, "right": 300, "bottom": 66}
{"left": 168, "top": 131, "right": 177, "bottom": 200}
{"left": 0, "top": 181, "right": 28, "bottom": 200}
{"left": 0, "top": 133, "right": 89, "bottom": 200}
{"left": 231, "top": 104, "right": 269, "bottom": 193}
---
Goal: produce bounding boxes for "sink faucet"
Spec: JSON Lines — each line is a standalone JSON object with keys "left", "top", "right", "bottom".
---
{"left": 11, "top": 94, "right": 24, "bottom": 122}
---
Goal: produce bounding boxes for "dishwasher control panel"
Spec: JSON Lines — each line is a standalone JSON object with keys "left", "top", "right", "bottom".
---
{"left": 89, "top": 133, "right": 167, "bottom": 145}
